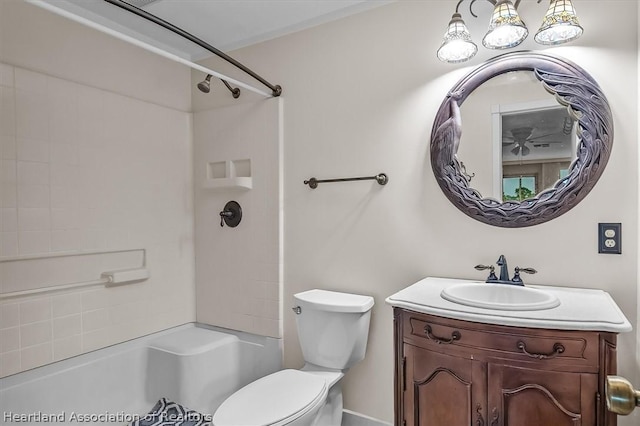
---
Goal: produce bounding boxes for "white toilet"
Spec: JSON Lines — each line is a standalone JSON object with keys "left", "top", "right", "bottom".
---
{"left": 212, "top": 289, "right": 375, "bottom": 426}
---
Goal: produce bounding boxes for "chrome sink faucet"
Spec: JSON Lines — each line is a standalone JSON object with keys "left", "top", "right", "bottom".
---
{"left": 475, "top": 255, "right": 537, "bottom": 286}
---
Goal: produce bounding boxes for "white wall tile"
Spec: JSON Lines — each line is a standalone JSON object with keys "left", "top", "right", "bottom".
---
{"left": 1, "top": 208, "right": 17, "bottom": 232}
{"left": 0, "top": 63, "right": 14, "bottom": 87}
{"left": 0, "top": 350, "right": 20, "bottom": 376}
{"left": 53, "top": 314, "right": 81, "bottom": 339}
{"left": 81, "top": 290, "right": 110, "bottom": 312}
{"left": 50, "top": 208, "right": 78, "bottom": 230}
{"left": 20, "top": 342, "right": 52, "bottom": 370}
{"left": 14, "top": 68, "right": 46, "bottom": 93}
{"left": 1, "top": 134, "right": 16, "bottom": 160}
{"left": 17, "top": 138, "right": 49, "bottom": 163}
{"left": 50, "top": 229, "right": 81, "bottom": 252}
{"left": 53, "top": 334, "right": 81, "bottom": 361}
{"left": 18, "top": 230, "right": 50, "bottom": 254}
{"left": 50, "top": 142, "right": 77, "bottom": 165}
{"left": 81, "top": 329, "right": 112, "bottom": 353}
{"left": 48, "top": 77, "right": 78, "bottom": 145}
{"left": 17, "top": 185, "right": 49, "bottom": 208}
{"left": 51, "top": 293, "right": 81, "bottom": 318}
{"left": 15, "top": 90, "right": 48, "bottom": 140}
{"left": 0, "top": 326, "right": 19, "bottom": 352}
{"left": 18, "top": 208, "right": 50, "bottom": 231}
{"left": 19, "top": 298, "right": 51, "bottom": 324}
{"left": 0, "top": 303, "right": 20, "bottom": 328}
{"left": 82, "top": 309, "right": 110, "bottom": 332}
{"left": 1, "top": 184, "right": 17, "bottom": 208}
{"left": 50, "top": 163, "right": 77, "bottom": 186}
{"left": 1, "top": 160, "right": 16, "bottom": 184}
{"left": 0, "top": 87, "right": 16, "bottom": 137}
{"left": 17, "top": 161, "right": 49, "bottom": 185}
{"left": 264, "top": 300, "right": 280, "bottom": 320}
{"left": 50, "top": 185, "right": 78, "bottom": 209}
{"left": 0, "top": 232, "right": 18, "bottom": 256}
{"left": 20, "top": 320, "right": 52, "bottom": 346}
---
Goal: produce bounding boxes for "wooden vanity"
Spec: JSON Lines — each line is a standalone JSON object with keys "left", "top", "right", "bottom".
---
{"left": 387, "top": 278, "right": 631, "bottom": 426}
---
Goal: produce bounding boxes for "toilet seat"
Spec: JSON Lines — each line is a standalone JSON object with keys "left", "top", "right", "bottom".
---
{"left": 212, "top": 369, "right": 328, "bottom": 426}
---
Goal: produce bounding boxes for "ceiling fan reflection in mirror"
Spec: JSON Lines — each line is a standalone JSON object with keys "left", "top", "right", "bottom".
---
{"left": 503, "top": 126, "right": 565, "bottom": 156}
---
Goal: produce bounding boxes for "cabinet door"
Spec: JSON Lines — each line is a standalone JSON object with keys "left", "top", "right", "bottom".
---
{"left": 487, "top": 364, "right": 597, "bottom": 426}
{"left": 404, "top": 344, "right": 487, "bottom": 426}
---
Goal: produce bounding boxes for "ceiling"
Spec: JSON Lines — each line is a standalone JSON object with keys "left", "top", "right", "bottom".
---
{"left": 35, "top": 0, "right": 392, "bottom": 61}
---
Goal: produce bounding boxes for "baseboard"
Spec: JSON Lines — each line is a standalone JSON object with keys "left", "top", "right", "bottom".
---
{"left": 342, "top": 409, "right": 392, "bottom": 426}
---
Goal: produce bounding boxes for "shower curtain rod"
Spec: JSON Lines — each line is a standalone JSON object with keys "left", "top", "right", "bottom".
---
{"left": 103, "top": 0, "right": 282, "bottom": 97}
{"left": 26, "top": 0, "right": 275, "bottom": 98}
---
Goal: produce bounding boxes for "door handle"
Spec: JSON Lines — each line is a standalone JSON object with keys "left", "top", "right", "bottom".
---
{"left": 606, "top": 375, "right": 640, "bottom": 415}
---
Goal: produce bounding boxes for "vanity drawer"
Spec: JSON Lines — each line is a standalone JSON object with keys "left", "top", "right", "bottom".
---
{"left": 402, "top": 310, "right": 600, "bottom": 371}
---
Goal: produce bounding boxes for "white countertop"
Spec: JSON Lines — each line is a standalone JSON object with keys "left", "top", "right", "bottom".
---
{"left": 385, "top": 277, "right": 632, "bottom": 333}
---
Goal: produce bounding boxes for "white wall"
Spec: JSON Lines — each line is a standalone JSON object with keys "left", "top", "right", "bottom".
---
{"left": 0, "top": 0, "right": 195, "bottom": 377}
{"left": 196, "top": 0, "right": 639, "bottom": 423}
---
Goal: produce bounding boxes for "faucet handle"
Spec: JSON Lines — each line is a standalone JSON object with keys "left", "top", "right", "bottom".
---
{"left": 475, "top": 264, "right": 493, "bottom": 271}
{"left": 475, "top": 264, "right": 498, "bottom": 282}
{"left": 511, "top": 266, "right": 537, "bottom": 286}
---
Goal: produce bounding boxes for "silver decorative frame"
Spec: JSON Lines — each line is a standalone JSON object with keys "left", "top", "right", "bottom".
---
{"left": 430, "top": 51, "right": 613, "bottom": 228}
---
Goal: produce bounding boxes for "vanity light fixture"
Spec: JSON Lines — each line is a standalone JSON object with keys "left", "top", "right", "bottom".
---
{"left": 437, "top": 10, "right": 478, "bottom": 63}
{"left": 482, "top": 0, "right": 528, "bottom": 49}
{"left": 534, "top": 0, "right": 583, "bottom": 45}
{"left": 437, "top": 0, "right": 584, "bottom": 64}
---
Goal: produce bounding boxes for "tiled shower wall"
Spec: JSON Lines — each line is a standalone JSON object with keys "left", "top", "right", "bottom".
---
{"left": 194, "top": 99, "right": 283, "bottom": 339}
{"left": 0, "top": 63, "right": 195, "bottom": 377}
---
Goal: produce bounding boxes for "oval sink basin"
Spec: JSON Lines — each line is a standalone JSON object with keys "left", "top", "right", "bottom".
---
{"left": 441, "top": 283, "right": 560, "bottom": 311}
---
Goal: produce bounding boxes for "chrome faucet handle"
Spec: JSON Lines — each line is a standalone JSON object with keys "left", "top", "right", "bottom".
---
{"left": 475, "top": 264, "right": 498, "bottom": 282}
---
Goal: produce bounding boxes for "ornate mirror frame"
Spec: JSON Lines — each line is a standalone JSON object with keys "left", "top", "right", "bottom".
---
{"left": 430, "top": 51, "right": 613, "bottom": 228}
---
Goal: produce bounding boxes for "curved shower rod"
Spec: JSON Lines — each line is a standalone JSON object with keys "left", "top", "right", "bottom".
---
{"left": 103, "top": 0, "right": 282, "bottom": 98}
{"left": 27, "top": 0, "right": 272, "bottom": 97}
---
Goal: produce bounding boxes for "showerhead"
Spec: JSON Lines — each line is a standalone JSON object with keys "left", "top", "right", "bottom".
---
{"left": 197, "top": 74, "right": 212, "bottom": 93}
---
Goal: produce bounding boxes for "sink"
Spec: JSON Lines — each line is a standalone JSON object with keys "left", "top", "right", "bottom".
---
{"left": 440, "top": 283, "right": 561, "bottom": 311}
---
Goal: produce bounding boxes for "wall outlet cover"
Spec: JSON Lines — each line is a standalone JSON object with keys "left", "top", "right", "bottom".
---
{"left": 598, "top": 223, "right": 621, "bottom": 254}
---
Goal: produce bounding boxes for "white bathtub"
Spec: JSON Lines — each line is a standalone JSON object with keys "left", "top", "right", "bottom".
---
{"left": 0, "top": 323, "right": 282, "bottom": 425}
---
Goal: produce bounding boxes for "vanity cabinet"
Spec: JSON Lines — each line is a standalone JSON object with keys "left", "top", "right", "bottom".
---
{"left": 394, "top": 308, "right": 618, "bottom": 426}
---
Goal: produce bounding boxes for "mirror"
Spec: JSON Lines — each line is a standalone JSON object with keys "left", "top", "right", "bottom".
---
{"left": 431, "top": 52, "right": 613, "bottom": 228}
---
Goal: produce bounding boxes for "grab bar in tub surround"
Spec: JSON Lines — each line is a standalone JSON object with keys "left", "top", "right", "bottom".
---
{"left": 0, "top": 267, "right": 150, "bottom": 299}
{"left": 0, "top": 249, "right": 149, "bottom": 300}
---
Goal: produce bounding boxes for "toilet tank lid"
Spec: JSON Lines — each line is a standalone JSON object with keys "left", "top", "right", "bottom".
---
{"left": 294, "top": 289, "right": 374, "bottom": 313}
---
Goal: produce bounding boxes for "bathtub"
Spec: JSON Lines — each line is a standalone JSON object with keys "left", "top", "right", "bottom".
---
{"left": 0, "top": 323, "right": 282, "bottom": 425}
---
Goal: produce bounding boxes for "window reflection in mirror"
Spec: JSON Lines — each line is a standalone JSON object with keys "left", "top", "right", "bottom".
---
{"left": 456, "top": 71, "right": 578, "bottom": 202}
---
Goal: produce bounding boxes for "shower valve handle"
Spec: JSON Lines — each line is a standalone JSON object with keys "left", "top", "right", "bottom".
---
{"left": 219, "top": 210, "right": 234, "bottom": 227}
{"left": 219, "top": 201, "right": 242, "bottom": 228}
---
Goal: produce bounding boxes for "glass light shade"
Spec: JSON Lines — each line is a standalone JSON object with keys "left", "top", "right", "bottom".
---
{"left": 482, "top": 0, "right": 528, "bottom": 49}
{"left": 534, "top": 0, "right": 583, "bottom": 45}
{"left": 437, "top": 13, "right": 478, "bottom": 63}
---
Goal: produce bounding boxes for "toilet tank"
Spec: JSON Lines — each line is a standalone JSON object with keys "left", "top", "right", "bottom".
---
{"left": 294, "top": 289, "right": 374, "bottom": 370}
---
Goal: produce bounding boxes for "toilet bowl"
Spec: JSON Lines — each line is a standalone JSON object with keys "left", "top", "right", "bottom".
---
{"left": 212, "top": 289, "right": 374, "bottom": 426}
{"left": 212, "top": 369, "right": 343, "bottom": 426}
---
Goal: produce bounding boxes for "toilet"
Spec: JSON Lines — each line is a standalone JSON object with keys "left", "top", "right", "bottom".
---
{"left": 212, "top": 289, "right": 375, "bottom": 426}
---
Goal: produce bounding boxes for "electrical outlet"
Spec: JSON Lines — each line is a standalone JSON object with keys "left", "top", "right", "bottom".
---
{"left": 598, "top": 223, "right": 621, "bottom": 254}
